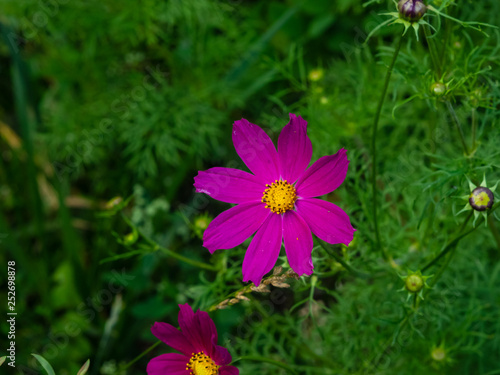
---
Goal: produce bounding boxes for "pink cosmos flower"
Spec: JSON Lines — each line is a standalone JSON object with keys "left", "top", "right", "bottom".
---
{"left": 147, "top": 304, "right": 238, "bottom": 375}
{"left": 194, "top": 114, "right": 355, "bottom": 285}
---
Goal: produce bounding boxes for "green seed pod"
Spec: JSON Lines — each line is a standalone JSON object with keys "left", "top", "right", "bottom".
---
{"left": 398, "top": 0, "right": 427, "bottom": 22}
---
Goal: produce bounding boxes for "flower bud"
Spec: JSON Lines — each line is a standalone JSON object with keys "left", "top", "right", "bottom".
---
{"left": 398, "top": 0, "right": 427, "bottom": 22}
{"left": 308, "top": 69, "right": 323, "bottom": 82}
{"left": 405, "top": 273, "right": 424, "bottom": 293}
{"left": 431, "top": 347, "right": 446, "bottom": 362}
{"left": 123, "top": 231, "right": 138, "bottom": 245}
{"left": 430, "top": 82, "right": 446, "bottom": 96}
{"left": 194, "top": 216, "right": 210, "bottom": 231}
{"left": 469, "top": 186, "right": 494, "bottom": 211}
{"left": 105, "top": 196, "right": 123, "bottom": 210}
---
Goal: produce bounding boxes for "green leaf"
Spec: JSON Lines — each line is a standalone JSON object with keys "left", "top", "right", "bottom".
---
{"left": 0, "top": 356, "right": 6, "bottom": 366}
{"left": 77, "top": 359, "right": 90, "bottom": 375}
{"left": 31, "top": 354, "right": 55, "bottom": 375}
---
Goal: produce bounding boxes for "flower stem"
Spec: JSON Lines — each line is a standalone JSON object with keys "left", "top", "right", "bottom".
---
{"left": 423, "top": 25, "right": 441, "bottom": 77}
{"left": 412, "top": 293, "right": 419, "bottom": 310}
{"left": 121, "top": 214, "right": 218, "bottom": 271}
{"left": 487, "top": 216, "right": 500, "bottom": 251}
{"left": 423, "top": 204, "right": 500, "bottom": 291}
{"left": 371, "top": 35, "right": 404, "bottom": 261}
{"left": 232, "top": 356, "right": 298, "bottom": 374}
{"left": 120, "top": 340, "right": 162, "bottom": 371}
{"left": 421, "top": 211, "right": 473, "bottom": 272}
{"left": 317, "top": 240, "right": 371, "bottom": 279}
{"left": 445, "top": 100, "right": 469, "bottom": 156}
{"left": 471, "top": 107, "right": 477, "bottom": 152}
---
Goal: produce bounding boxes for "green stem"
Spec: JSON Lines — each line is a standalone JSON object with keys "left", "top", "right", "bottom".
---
{"left": 369, "top": 316, "right": 410, "bottom": 370}
{"left": 428, "top": 244, "right": 457, "bottom": 289}
{"left": 412, "top": 293, "right": 419, "bottom": 310}
{"left": 424, "top": 25, "right": 441, "bottom": 77}
{"left": 423, "top": 204, "right": 500, "bottom": 288}
{"left": 232, "top": 356, "right": 298, "bottom": 375}
{"left": 317, "top": 240, "right": 371, "bottom": 279}
{"left": 438, "top": 17, "right": 451, "bottom": 70}
{"left": 425, "top": 214, "right": 468, "bottom": 291}
{"left": 121, "top": 214, "right": 218, "bottom": 271}
{"left": 371, "top": 35, "right": 404, "bottom": 261}
{"left": 487, "top": 216, "right": 500, "bottom": 251}
{"left": 422, "top": 211, "right": 473, "bottom": 272}
{"left": 120, "top": 340, "right": 162, "bottom": 371}
{"left": 445, "top": 100, "right": 469, "bottom": 156}
{"left": 156, "top": 246, "right": 218, "bottom": 271}
{"left": 471, "top": 108, "right": 477, "bottom": 152}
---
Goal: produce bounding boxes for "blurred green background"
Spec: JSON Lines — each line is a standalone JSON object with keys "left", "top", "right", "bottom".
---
{"left": 1, "top": 0, "right": 500, "bottom": 374}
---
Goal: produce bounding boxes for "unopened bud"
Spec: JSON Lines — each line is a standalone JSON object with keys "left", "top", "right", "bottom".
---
{"left": 123, "top": 231, "right": 138, "bottom": 245}
{"left": 105, "top": 196, "right": 123, "bottom": 210}
{"left": 431, "top": 347, "right": 446, "bottom": 362}
{"left": 405, "top": 273, "right": 424, "bottom": 293}
{"left": 430, "top": 82, "right": 446, "bottom": 96}
{"left": 398, "top": 0, "right": 427, "bottom": 22}
{"left": 469, "top": 186, "right": 494, "bottom": 211}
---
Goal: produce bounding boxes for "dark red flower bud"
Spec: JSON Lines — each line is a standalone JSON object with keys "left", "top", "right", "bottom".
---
{"left": 469, "top": 186, "right": 494, "bottom": 211}
{"left": 398, "top": 0, "right": 427, "bottom": 22}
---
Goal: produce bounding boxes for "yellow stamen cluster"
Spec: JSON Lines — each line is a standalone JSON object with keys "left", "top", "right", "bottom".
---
{"left": 186, "top": 352, "right": 219, "bottom": 375}
{"left": 262, "top": 180, "right": 297, "bottom": 214}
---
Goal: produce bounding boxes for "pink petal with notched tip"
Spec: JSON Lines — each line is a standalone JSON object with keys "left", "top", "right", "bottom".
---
{"left": 242, "top": 213, "right": 283, "bottom": 285}
{"left": 203, "top": 202, "right": 270, "bottom": 254}
{"left": 278, "top": 114, "right": 312, "bottom": 184}
{"left": 232, "top": 119, "right": 280, "bottom": 184}
{"left": 282, "top": 210, "right": 314, "bottom": 276}
{"left": 194, "top": 167, "right": 263, "bottom": 204}
{"left": 295, "top": 198, "right": 355, "bottom": 246}
{"left": 151, "top": 322, "right": 195, "bottom": 356}
{"left": 177, "top": 304, "right": 206, "bottom": 353}
{"left": 295, "top": 148, "right": 349, "bottom": 198}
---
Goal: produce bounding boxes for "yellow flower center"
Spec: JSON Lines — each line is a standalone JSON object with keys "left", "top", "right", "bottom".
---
{"left": 262, "top": 180, "right": 297, "bottom": 214}
{"left": 470, "top": 191, "right": 490, "bottom": 207}
{"left": 186, "top": 352, "right": 219, "bottom": 375}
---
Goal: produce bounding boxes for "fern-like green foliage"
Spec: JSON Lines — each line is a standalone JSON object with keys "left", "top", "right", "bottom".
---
{"left": 1, "top": 0, "right": 500, "bottom": 374}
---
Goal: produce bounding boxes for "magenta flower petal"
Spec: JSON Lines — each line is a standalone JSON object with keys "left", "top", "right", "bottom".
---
{"left": 146, "top": 353, "right": 189, "bottom": 375}
{"left": 177, "top": 303, "right": 207, "bottom": 353}
{"left": 232, "top": 119, "right": 280, "bottom": 183}
{"left": 203, "top": 202, "right": 270, "bottom": 254}
{"left": 296, "top": 198, "right": 355, "bottom": 246}
{"left": 220, "top": 366, "right": 240, "bottom": 375}
{"left": 151, "top": 322, "right": 195, "bottom": 356}
{"left": 282, "top": 211, "right": 313, "bottom": 276}
{"left": 278, "top": 114, "right": 312, "bottom": 183}
{"left": 197, "top": 311, "right": 218, "bottom": 357}
{"left": 194, "top": 167, "right": 263, "bottom": 204}
{"left": 148, "top": 304, "right": 237, "bottom": 374}
{"left": 242, "top": 213, "right": 283, "bottom": 285}
{"left": 196, "top": 114, "right": 356, "bottom": 283}
{"left": 212, "top": 341, "right": 233, "bottom": 366}
{"left": 295, "top": 148, "right": 349, "bottom": 198}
